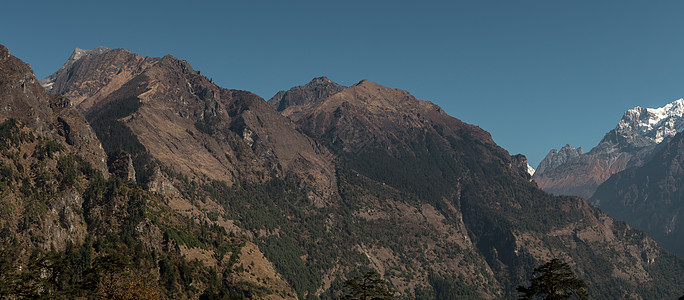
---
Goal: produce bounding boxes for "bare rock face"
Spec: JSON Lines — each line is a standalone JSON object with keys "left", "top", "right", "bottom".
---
{"left": 0, "top": 44, "right": 108, "bottom": 174}
{"left": 42, "top": 48, "right": 152, "bottom": 113}
{"left": 107, "top": 150, "right": 136, "bottom": 181}
{"left": 510, "top": 154, "right": 532, "bottom": 180}
{"left": 536, "top": 144, "right": 583, "bottom": 174}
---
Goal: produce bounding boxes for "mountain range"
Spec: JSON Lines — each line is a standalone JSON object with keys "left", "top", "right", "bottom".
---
{"left": 534, "top": 99, "right": 684, "bottom": 199}
{"left": 535, "top": 98, "right": 684, "bottom": 262}
{"left": 1, "top": 44, "right": 683, "bottom": 299}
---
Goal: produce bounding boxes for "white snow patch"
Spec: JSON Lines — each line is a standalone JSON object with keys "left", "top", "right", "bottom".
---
{"left": 618, "top": 98, "right": 684, "bottom": 143}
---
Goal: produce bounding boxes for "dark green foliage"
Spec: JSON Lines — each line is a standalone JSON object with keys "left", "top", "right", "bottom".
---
{"left": 57, "top": 154, "right": 94, "bottom": 187}
{"left": 260, "top": 234, "right": 319, "bottom": 295}
{"left": 340, "top": 129, "right": 466, "bottom": 204}
{"left": 176, "top": 175, "right": 334, "bottom": 297}
{"left": 33, "top": 139, "right": 64, "bottom": 160}
{"left": 342, "top": 270, "right": 394, "bottom": 300}
{"left": 517, "top": 259, "right": 588, "bottom": 300}
{"left": 0, "top": 118, "right": 34, "bottom": 152}
{"left": 166, "top": 168, "right": 392, "bottom": 298}
{"left": 427, "top": 273, "right": 482, "bottom": 300}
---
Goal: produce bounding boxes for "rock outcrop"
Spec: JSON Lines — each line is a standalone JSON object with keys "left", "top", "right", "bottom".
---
{"left": 40, "top": 46, "right": 111, "bottom": 93}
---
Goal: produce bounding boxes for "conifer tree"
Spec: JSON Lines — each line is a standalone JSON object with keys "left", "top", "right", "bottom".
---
{"left": 517, "top": 258, "right": 588, "bottom": 300}
{"left": 342, "top": 271, "right": 393, "bottom": 300}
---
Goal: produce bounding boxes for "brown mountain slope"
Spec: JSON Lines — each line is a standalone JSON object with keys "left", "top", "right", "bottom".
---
{"left": 294, "top": 79, "right": 531, "bottom": 199}
{"left": 45, "top": 49, "right": 337, "bottom": 201}
{"left": 43, "top": 46, "right": 684, "bottom": 298}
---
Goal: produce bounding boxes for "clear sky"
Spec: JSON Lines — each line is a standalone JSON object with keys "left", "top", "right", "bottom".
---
{"left": 3, "top": 1, "right": 684, "bottom": 167}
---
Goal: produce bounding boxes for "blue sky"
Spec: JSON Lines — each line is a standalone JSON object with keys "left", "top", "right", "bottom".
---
{"left": 3, "top": 1, "right": 684, "bottom": 167}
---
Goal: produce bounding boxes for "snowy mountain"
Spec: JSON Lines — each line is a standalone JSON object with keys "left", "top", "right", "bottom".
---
{"left": 617, "top": 98, "right": 684, "bottom": 144}
{"left": 534, "top": 98, "right": 684, "bottom": 199}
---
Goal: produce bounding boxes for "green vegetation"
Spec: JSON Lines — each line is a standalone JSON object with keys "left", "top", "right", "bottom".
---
{"left": 517, "top": 259, "right": 588, "bottom": 300}
{"left": 342, "top": 270, "right": 393, "bottom": 300}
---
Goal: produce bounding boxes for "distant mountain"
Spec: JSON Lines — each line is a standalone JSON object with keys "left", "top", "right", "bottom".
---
{"left": 39, "top": 47, "right": 684, "bottom": 298}
{"left": 534, "top": 99, "right": 684, "bottom": 198}
{"left": 592, "top": 130, "right": 684, "bottom": 256}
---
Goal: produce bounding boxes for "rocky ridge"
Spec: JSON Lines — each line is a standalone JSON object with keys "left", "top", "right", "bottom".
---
{"left": 268, "top": 76, "right": 346, "bottom": 117}
{"left": 40, "top": 46, "right": 111, "bottom": 93}
{"left": 44, "top": 48, "right": 337, "bottom": 200}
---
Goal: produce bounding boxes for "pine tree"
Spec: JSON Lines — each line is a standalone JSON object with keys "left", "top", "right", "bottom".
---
{"left": 342, "top": 271, "right": 394, "bottom": 300}
{"left": 517, "top": 258, "right": 588, "bottom": 300}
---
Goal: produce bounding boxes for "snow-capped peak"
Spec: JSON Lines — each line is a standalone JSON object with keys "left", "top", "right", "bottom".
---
{"left": 527, "top": 163, "right": 535, "bottom": 176}
{"left": 618, "top": 98, "right": 684, "bottom": 143}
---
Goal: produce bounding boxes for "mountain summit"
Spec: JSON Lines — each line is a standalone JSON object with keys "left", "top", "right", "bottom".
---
{"left": 268, "top": 76, "right": 345, "bottom": 115}
{"left": 40, "top": 46, "right": 111, "bottom": 92}
{"left": 534, "top": 99, "right": 684, "bottom": 198}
